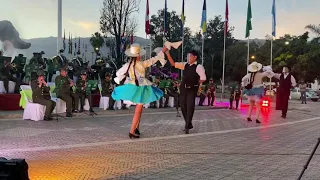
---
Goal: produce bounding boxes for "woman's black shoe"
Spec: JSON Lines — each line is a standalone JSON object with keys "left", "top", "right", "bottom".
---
{"left": 247, "top": 117, "right": 252, "bottom": 122}
{"left": 129, "top": 133, "right": 140, "bottom": 139}
{"left": 256, "top": 119, "right": 261, "bottom": 123}
{"left": 135, "top": 129, "right": 140, "bottom": 135}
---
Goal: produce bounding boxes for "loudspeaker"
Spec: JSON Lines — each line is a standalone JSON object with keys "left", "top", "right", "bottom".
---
{"left": 0, "top": 157, "right": 29, "bottom": 180}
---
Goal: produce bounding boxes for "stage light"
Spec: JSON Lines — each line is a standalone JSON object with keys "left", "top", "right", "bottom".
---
{"left": 262, "top": 99, "right": 270, "bottom": 107}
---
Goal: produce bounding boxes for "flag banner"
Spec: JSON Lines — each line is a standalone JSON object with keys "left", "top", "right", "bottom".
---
{"left": 78, "top": 37, "right": 81, "bottom": 54}
{"left": 245, "top": 0, "right": 252, "bottom": 38}
{"left": 272, "top": 0, "right": 276, "bottom": 37}
{"left": 225, "top": 0, "right": 229, "bottom": 35}
{"left": 68, "top": 32, "right": 71, "bottom": 54}
{"left": 145, "top": 0, "right": 150, "bottom": 35}
{"left": 180, "top": 0, "right": 185, "bottom": 36}
{"left": 200, "top": 0, "right": 207, "bottom": 34}
{"left": 63, "top": 29, "right": 66, "bottom": 50}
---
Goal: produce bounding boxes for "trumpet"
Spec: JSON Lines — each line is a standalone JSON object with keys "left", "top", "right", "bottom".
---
{"left": 197, "top": 85, "right": 204, "bottom": 96}
{"left": 7, "top": 62, "right": 17, "bottom": 71}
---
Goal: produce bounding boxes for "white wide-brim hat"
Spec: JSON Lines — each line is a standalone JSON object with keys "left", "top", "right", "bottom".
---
{"left": 125, "top": 43, "right": 146, "bottom": 57}
{"left": 248, "top": 61, "right": 263, "bottom": 72}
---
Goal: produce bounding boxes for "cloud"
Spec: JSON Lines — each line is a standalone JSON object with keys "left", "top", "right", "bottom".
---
{"left": 67, "top": 19, "right": 99, "bottom": 31}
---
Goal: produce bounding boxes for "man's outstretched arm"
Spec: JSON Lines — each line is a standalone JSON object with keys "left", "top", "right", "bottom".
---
{"left": 165, "top": 50, "right": 185, "bottom": 70}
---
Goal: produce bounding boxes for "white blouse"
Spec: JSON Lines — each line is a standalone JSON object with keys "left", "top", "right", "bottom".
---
{"left": 242, "top": 71, "right": 274, "bottom": 88}
{"left": 115, "top": 52, "right": 166, "bottom": 86}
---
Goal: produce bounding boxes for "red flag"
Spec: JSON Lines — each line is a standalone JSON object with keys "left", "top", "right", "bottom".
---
{"left": 225, "top": 0, "right": 229, "bottom": 35}
{"left": 130, "top": 33, "right": 134, "bottom": 44}
{"left": 145, "top": 0, "right": 150, "bottom": 35}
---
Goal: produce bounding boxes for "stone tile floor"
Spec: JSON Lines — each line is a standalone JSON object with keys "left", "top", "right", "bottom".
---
{"left": 0, "top": 100, "right": 320, "bottom": 179}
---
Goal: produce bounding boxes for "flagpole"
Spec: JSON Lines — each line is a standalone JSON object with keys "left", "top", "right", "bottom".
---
{"left": 222, "top": 24, "right": 226, "bottom": 102}
{"left": 269, "top": 37, "right": 273, "bottom": 90}
{"left": 181, "top": 28, "right": 184, "bottom": 78}
{"left": 149, "top": 34, "right": 152, "bottom": 72}
{"left": 201, "top": 34, "right": 204, "bottom": 65}
{"left": 247, "top": 37, "right": 250, "bottom": 74}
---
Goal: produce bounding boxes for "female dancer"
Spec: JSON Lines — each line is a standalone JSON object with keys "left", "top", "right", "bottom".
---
{"left": 112, "top": 44, "right": 167, "bottom": 139}
{"left": 242, "top": 62, "right": 273, "bottom": 123}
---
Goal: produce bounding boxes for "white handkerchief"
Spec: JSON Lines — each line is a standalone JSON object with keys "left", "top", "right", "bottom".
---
{"left": 263, "top": 65, "right": 272, "bottom": 72}
{"left": 164, "top": 41, "right": 182, "bottom": 50}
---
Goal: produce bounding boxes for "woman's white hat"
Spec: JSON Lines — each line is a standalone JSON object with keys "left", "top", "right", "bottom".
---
{"left": 125, "top": 43, "right": 146, "bottom": 57}
{"left": 247, "top": 61, "right": 263, "bottom": 72}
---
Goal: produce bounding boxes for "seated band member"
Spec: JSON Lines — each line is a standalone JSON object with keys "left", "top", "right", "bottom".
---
{"left": 54, "top": 68, "right": 76, "bottom": 117}
{"left": 31, "top": 71, "right": 56, "bottom": 121}
{"left": 75, "top": 71, "right": 94, "bottom": 113}
{"left": 206, "top": 78, "right": 216, "bottom": 106}
{"left": 0, "top": 59, "right": 21, "bottom": 93}
{"left": 197, "top": 85, "right": 206, "bottom": 106}
{"left": 168, "top": 79, "right": 181, "bottom": 117}
{"left": 101, "top": 72, "right": 115, "bottom": 110}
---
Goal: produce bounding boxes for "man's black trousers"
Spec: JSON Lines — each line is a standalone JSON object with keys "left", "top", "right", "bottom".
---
{"left": 179, "top": 87, "right": 197, "bottom": 130}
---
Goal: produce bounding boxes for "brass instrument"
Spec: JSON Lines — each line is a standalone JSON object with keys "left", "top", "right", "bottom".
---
{"left": 7, "top": 62, "right": 17, "bottom": 72}
{"left": 197, "top": 85, "right": 205, "bottom": 96}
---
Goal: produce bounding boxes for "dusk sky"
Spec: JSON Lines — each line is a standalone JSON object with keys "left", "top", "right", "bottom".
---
{"left": 1, "top": 0, "right": 319, "bottom": 40}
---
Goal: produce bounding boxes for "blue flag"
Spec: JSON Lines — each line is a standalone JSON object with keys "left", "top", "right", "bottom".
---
{"left": 272, "top": 0, "right": 276, "bottom": 37}
{"left": 200, "top": 0, "right": 207, "bottom": 34}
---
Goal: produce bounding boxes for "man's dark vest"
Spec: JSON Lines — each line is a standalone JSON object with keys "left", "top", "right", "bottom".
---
{"left": 279, "top": 73, "right": 291, "bottom": 94}
{"left": 181, "top": 63, "right": 200, "bottom": 89}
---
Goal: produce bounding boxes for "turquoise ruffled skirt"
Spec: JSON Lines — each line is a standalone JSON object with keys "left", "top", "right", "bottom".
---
{"left": 243, "top": 87, "right": 265, "bottom": 98}
{"left": 112, "top": 84, "right": 163, "bottom": 104}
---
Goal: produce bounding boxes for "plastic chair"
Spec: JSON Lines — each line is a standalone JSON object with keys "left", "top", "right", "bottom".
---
{"left": 21, "top": 85, "right": 46, "bottom": 121}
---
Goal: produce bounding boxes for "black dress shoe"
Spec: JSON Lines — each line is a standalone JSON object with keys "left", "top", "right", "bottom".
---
{"left": 247, "top": 117, "right": 252, "bottom": 122}
{"left": 281, "top": 115, "right": 286, "bottom": 119}
{"left": 185, "top": 129, "right": 189, "bottom": 134}
{"left": 135, "top": 129, "right": 140, "bottom": 135}
{"left": 44, "top": 116, "right": 53, "bottom": 121}
{"left": 66, "top": 113, "right": 72, "bottom": 117}
{"left": 188, "top": 125, "right": 194, "bottom": 129}
{"left": 89, "top": 109, "right": 94, "bottom": 113}
{"left": 129, "top": 133, "right": 140, "bottom": 139}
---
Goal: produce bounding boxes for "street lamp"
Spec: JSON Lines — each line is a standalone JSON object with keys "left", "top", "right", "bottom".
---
{"left": 285, "top": 41, "right": 289, "bottom": 45}
{"left": 251, "top": 55, "right": 256, "bottom": 59}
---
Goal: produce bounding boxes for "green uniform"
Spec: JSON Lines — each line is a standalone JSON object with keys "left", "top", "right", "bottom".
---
{"left": 46, "top": 59, "right": 55, "bottom": 82}
{"left": 0, "top": 63, "right": 21, "bottom": 93}
{"left": 205, "top": 83, "right": 216, "bottom": 106}
{"left": 101, "top": 79, "right": 115, "bottom": 109}
{"left": 75, "top": 79, "right": 93, "bottom": 111}
{"left": 31, "top": 80, "right": 56, "bottom": 117}
{"left": 12, "top": 55, "right": 26, "bottom": 80}
{"left": 54, "top": 75, "right": 76, "bottom": 113}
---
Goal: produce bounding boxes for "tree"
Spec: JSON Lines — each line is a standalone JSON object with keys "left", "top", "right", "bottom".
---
{"left": 90, "top": 32, "right": 104, "bottom": 54}
{"left": 198, "top": 16, "right": 235, "bottom": 81}
{"left": 305, "top": 24, "right": 320, "bottom": 36}
{"left": 100, "top": 0, "right": 140, "bottom": 65}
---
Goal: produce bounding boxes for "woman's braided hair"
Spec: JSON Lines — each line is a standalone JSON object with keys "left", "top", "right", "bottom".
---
{"left": 120, "top": 57, "right": 139, "bottom": 86}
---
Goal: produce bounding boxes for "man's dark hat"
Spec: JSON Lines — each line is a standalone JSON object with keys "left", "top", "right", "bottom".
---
{"left": 60, "top": 67, "right": 67, "bottom": 72}
{"left": 18, "top": 54, "right": 23, "bottom": 57}
{"left": 105, "top": 72, "right": 111, "bottom": 77}
{"left": 37, "top": 70, "right": 45, "bottom": 76}
{"left": 59, "top": 49, "right": 64, "bottom": 53}
{"left": 81, "top": 70, "right": 87, "bottom": 75}
{"left": 189, "top": 50, "right": 199, "bottom": 58}
{"left": 40, "top": 51, "right": 45, "bottom": 54}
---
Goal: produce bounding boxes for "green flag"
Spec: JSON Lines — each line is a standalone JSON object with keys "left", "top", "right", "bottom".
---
{"left": 245, "top": 0, "right": 252, "bottom": 38}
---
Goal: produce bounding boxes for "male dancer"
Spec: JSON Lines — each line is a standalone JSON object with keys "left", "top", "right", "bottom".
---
{"left": 165, "top": 50, "right": 206, "bottom": 134}
{"left": 274, "top": 66, "right": 296, "bottom": 118}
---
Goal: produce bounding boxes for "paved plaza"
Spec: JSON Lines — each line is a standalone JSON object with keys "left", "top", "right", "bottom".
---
{"left": 1, "top": 101, "right": 320, "bottom": 179}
